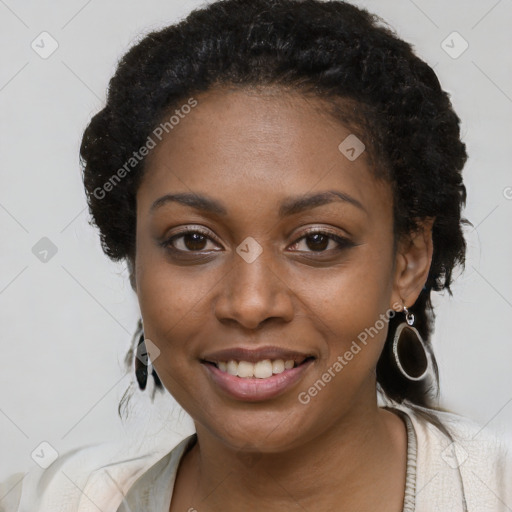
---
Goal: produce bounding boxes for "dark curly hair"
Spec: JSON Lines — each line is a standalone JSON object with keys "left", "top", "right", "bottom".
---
{"left": 79, "top": 0, "right": 470, "bottom": 420}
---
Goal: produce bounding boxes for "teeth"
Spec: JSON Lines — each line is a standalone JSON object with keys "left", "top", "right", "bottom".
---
{"left": 272, "top": 359, "right": 285, "bottom": 374}
{"left": 237, "top": 361, "right": 254, "bottom": 378}
{"left": 227, "top": 360, "right": 238, "bottom": 376}
{"left": 254, "top": 360, "right": 273, "bottom": 379}
{"left": 216, "top": 358, "right": 298, "bottom": 378}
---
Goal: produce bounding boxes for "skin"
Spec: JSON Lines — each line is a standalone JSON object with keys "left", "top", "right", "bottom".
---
{"left": 132, "top": 86, "right": 434, "bottom": 511}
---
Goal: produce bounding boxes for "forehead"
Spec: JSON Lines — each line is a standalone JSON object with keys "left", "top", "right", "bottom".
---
{"left": 138, "top": 87, "right": 392, "bottom": 221}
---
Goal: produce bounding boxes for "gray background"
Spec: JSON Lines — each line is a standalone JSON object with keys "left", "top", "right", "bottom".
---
{"left": 1, "top": 0, "right": 511, "bottom": 480}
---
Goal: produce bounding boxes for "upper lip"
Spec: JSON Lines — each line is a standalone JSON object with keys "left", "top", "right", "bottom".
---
{"left": 201, "top": 346, "right": 316, "bottom": 364}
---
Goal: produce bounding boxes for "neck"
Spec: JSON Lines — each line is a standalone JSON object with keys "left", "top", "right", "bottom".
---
{"left": 179, "top": 398, "right": 407, "bottom": 511}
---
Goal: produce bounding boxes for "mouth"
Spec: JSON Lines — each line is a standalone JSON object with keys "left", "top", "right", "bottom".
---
{"left": 200, "top": 347, "right": 316, "bottom": 401}
{"left": 202, "top": 356, "right": 315, "bottom": 379}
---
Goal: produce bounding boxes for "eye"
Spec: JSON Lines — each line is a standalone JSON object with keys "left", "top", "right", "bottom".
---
{"left": 161, "top": 227, "right": 221, "bottom": 253}
{"left": 288, "top": 229, "right": 354, "bottom": 253}
{"left": 160, "top": 227, "right": 354, "bottom": 255}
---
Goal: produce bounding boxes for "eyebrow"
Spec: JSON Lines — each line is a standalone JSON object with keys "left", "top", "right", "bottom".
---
{"left": 149, "top": 190, "right": 367, "bottom": 217}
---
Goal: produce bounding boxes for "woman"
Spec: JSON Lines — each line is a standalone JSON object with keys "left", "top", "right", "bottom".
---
{"left": 2, "top": 0, "right": 511, "bottom": 510}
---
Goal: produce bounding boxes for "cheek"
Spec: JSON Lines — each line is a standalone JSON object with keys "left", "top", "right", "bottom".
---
{"left": 291, "top": 260, "right": 395, "bottom": 418}
{"left": 134, "top": 223, "right": 221, "bottom": 332}
{"left": 136, "top": 261, "right": 210, "bottom": 358}
{"left": 297, "top": 242, "right": 395, "bottom": 367}
{"left": 134, "top": 245, "right": 225, "bottom": 405}
{"left": 137, "top": 267, "right": 203, "bottom": 337}
{"left": 136, "top": 266, "right": 210, "bottom": 415}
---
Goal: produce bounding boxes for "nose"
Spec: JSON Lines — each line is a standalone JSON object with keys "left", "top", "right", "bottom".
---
{"left": 214, "top": 247, "right": 295, "bottom": 330}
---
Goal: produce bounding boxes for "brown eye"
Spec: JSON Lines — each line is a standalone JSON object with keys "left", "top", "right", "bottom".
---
{"left": 161, "top": 228, "right": 220, "bottom": 253}
{"left": 289, "top": 230, "right": 354, "bottom": 253}
{"left": 304, "top": 233, "right": 330, "bottom": 251}
{"left": 180, "top": 232, "right": 208, "bottom": 251}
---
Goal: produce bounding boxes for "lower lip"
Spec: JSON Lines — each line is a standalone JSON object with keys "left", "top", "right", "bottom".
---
{"left": 202, "top": 360, "right": 314, "bottom": 402}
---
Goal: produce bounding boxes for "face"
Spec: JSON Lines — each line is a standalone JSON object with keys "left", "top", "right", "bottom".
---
{"left": 133, "top": 87, "right": 420, "bottom": 453}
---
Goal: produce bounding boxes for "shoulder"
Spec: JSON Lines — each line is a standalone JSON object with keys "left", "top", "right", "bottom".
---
{"left": 407, "top": 405, "right": 512, "bottom": 468}
{"left": 120, "top": 434, "right": 198, "bottom": 510}
{"left": 0, "top": 443, "right": 106, "bottom": 512}
{"left": 0, "top": 433, "right": 189, "bottom": 512}
{"left": 0, "top": 471, "right": 24, "bottom": 512}
{"left": 1, "top": 442, "right": 126, "bottom": 512}
{"left": 393, "top": 402, "right": 512, "bottom": 512}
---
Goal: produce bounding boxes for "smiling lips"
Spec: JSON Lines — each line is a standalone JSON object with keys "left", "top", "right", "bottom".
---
{"left": 201, "top": 346, "right": 315, "bottom": 401}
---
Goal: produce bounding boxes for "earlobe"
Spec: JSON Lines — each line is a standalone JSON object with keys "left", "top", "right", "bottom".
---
{"left": 390, "top": 217, "right": 435, "bottom": 309}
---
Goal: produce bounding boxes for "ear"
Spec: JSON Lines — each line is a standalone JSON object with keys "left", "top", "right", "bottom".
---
{"left": 390, "top": 217, "right": 435, "bottom": 310}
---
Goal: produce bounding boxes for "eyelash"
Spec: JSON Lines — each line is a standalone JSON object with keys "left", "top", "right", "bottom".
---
{"left": 160, "top": 227, "right": 354, "bottom": 255}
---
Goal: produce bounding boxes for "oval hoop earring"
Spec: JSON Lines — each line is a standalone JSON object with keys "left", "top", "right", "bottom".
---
{"left": 392, "top": 305, "right": 430, "bottom": 381}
